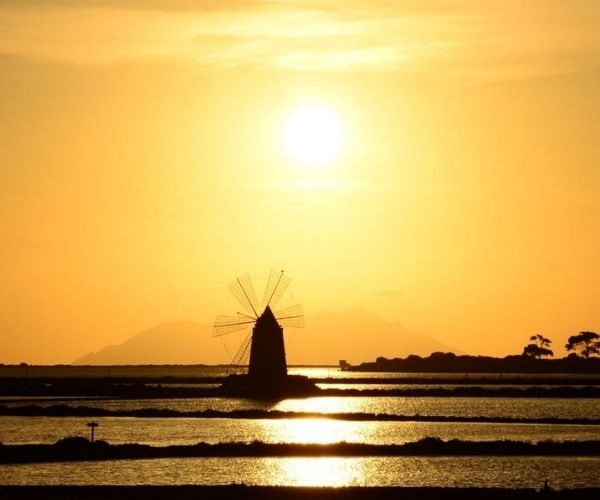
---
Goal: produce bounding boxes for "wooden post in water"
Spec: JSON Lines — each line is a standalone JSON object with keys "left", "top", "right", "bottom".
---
{"left": 87, "top": 421, "right": 99, "bottom": 443}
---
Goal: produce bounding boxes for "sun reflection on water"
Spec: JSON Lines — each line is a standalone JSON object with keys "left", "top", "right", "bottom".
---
{"left": 274, "top": 397, "right": 364, "bottom": 414}
{"left": 268, "top": 397, "right": 368, "bottom": 444}
{"left": 266, "top": 457, "right": 366, "bottom": 487}
{"left": 264, "top": 418, "right": 363, "bottom": 444}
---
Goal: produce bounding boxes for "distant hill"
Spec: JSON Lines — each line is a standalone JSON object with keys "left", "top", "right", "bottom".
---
{"left": 73, "top": 321, "right": 213, "bottom": 366}
{"left": 73, "top": 307, "right": 459, "bottom": 365}
{"left": 285, "top": 307, "right": 459, "bottom": 365}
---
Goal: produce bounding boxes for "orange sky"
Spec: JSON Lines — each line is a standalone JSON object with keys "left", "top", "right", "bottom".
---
{"left": 1, "top": 1, "right": 600, "bottom": 364}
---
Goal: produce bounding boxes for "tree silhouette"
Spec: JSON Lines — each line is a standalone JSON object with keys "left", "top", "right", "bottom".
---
{"left": 522, "top": 334, "right": 553, "bottom": 359}
{"left": 565, "top": 331, "right": 600, "bottom": 358}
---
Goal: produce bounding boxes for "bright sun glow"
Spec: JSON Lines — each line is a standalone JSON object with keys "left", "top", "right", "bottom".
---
{"left": 283, "top": 106, "right": 343, "bottom": 167}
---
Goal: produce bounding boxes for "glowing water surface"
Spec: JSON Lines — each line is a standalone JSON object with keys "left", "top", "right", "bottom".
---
{"left": 8, "top": 397, "right": 597, "bottom": 420}
{"left": 1, "top": 416, "right": 597, "bottom": 446}
{"left": 2, "top": 456, "right": 599, "bottom": 488}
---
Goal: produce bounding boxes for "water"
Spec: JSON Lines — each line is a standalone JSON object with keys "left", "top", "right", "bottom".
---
{"left": 1, "top": 416, "right": 597, "bottom": 446}
{"left": 2, "top": 456, "right": 599, "bottom": 488}
{"left": 275, "top": 397, "right": 600, "bottom": 420}
{"left": 2, "top": 368, "right": 599, "bottom": 488}
{"left": 317, "top": 383, "right": 600, "bottom": 390}
{"left": 3, "top": 365, "right": 598, "bottom": 380}
{"left": 7, "top": 396, "right": 597, "bottom": 420}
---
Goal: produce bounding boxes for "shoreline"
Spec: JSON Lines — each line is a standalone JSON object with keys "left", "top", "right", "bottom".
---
{"left": 2, "top": 375, "right": 599, "bottom": 385}
{"left": 1, "top": 485, "right": 599, "bottom": 499}
{"left": 2, "top": 438, "right": 600, "bottom": 464}
{"left": 2, "top": 385, "right": 599, "bottom": 399}
{"left": 2, "top": 404, "right": 599, "bottom": 425}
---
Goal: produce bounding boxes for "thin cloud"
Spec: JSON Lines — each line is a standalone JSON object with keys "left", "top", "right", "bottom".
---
{"left": 0, "top": 1, "right": 598, "bottom": 82}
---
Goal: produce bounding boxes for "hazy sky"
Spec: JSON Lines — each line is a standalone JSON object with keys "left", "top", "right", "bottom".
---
{"left": 2, "top": 1, "right": 600, "bottom": 363}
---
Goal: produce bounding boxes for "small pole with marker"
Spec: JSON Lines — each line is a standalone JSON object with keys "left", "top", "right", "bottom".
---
{"left": 87, "top": 421, "right": 99, "bottom": 443}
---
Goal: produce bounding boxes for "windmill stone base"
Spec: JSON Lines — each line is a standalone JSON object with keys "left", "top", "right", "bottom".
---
{"left": 214, "top": 271, "right": 315, "bottom": 398}
{"left": 218, "top": 304, "right": 318, "bottom": 398}
{"left": 218, "top": 374, "right": 319, "bottom": 399}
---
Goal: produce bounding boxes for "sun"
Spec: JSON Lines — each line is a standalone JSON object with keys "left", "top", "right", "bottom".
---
{"left": 283, "top": 105, "right": 343, "bottom": 168}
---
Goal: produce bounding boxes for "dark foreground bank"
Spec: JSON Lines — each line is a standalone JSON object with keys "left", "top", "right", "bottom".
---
{"left": 1, "top": 485, "right": 598, "bottom": 500}
{"left": 3, "top": 404, "right": 599, "bottom": 425}
{"left": 2, "top": 382, "right": 599, "bottom": 398}
{"left": 2, "top": 438, "right": 600, "bottom": 464}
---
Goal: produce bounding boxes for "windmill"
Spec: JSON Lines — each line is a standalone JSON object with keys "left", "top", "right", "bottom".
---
{"left": 214, "top": 270, "right": 304, "bottom": 382}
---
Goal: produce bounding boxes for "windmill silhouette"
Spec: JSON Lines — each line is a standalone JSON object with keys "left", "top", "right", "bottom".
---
{"left": 214, "top": 270, "right": 304, "bottom": 381}
{"left": 214, "top": 270, "right": 317, "bottom": 398}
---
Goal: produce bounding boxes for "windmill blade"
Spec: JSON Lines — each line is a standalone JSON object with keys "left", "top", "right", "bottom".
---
{"left": 274, "top": 303, "right": 304, "bottom": 321}
{"left": 230, "top": 330, "right": 252, "bottom": 370}
{"left": 262, "top": 269, "right": 292, "bottom": 309}
{"left": 277, "top": 314, "right": 304, "bottom": 328}
{"left": 274, "top": 304, "right": 304, "bottom": 328}
{"left": 213, "top": 315, "right": 255, "bottom": 337}
{"left": 228, "top": 274, "right": 259, "bottom": 317}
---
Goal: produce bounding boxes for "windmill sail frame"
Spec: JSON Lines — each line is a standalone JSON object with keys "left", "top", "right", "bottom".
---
{"left": 213, "top": 270, "right": 303, "bottom": 372}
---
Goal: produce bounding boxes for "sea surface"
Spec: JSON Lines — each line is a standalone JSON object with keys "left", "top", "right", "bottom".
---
{"left": 2, "top": 416, "right": 598, "bottom": 446}
{"left": 1, "top": 367, "right": 599, "bottom": 488}
{"left": 3, "top": 457, "right": 600, "bottom": 488}
{"left": 6, "top": 396, "right": 597, "bottom": 420}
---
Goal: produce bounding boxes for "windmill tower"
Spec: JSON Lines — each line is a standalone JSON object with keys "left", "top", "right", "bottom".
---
{"left": 214, "top": 270, "right": 304, "bottom": 384}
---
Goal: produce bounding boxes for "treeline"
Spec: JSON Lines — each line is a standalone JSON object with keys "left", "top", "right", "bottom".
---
{"left": 351, "top": 352, "right": 600, "bottom": 373}
{"left": 521, "top": 332, "right": 600, "bottom": 359}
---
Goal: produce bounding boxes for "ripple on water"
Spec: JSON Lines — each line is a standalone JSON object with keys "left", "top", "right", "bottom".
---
{"left": 6, "top": 397, "right": 600, "bottom": 420}
{"left": 1, "top": 416, "right": 599, "bottom": 446}
{"left": 2, "top": 457, "right": 600, "bottom": 488}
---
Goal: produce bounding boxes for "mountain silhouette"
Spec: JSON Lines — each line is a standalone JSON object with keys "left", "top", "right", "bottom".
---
{"left": 73, "top": 308, "right": 459, "bottom": 365}
{"left": 285, "top": 307, "right": 460, "bottom": 364}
